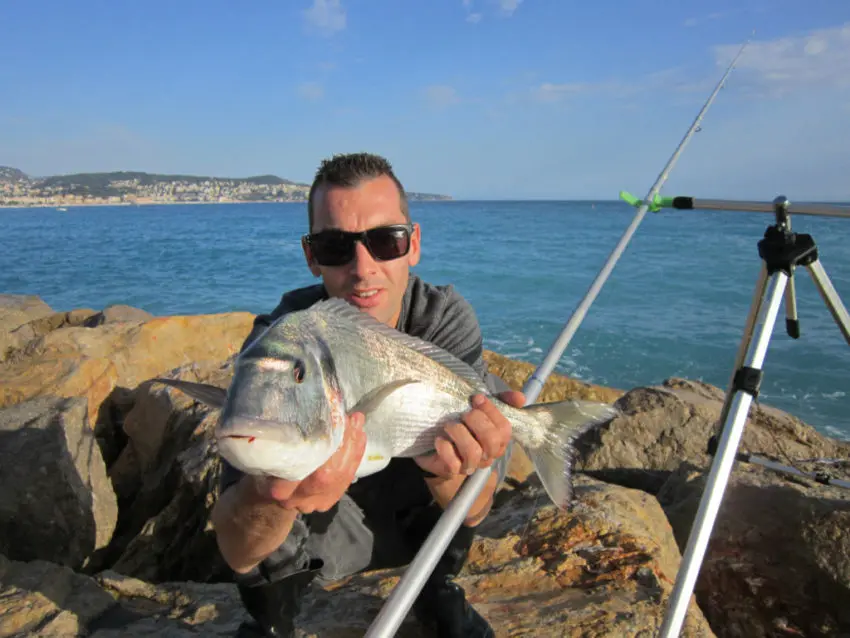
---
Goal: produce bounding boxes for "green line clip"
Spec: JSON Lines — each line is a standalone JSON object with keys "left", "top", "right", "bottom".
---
{"left": 619, "top": 190, "right": 673, "bottom": 212}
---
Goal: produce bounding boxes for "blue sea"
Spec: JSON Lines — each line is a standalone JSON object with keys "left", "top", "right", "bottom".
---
{"left": 2, "top": 201, "right": 849, "bottom": 441}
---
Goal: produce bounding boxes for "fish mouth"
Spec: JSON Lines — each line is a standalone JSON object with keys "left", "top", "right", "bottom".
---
{"left": 216, "top": 416, "right": 306, "bottom": 445}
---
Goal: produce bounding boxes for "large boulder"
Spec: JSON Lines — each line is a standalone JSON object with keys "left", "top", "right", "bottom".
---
{"left": 0, "top": 294, "right": 56, "bottom": 360}
{"left": 0, "top": 554, "right": 248, "bottom": 637}
{"left": 0, "top": 310, "right": 255, "bottom": 439}
{"left": 0, "top": 476, "right": 715, "bottom": 637}
{"left": 0, "top": 294, "right": 54, "bottom": 333}
{"left": 657, "top": 460, "right": 850, "bottom": 637}
{"left": 101, "top": 360, "right": 233, "bottom": 583}
{"left": 574, "top": 377, "right": 850, "bottom": 494}
{"left": 0, "top": 396, "right": 118, "bottom": 571}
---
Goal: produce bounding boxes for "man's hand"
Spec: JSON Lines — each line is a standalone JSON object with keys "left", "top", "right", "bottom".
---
{"left": 415, "top": 390, "right": 525, "bottom": 479}
{"left": 252, "top": 411, "right": 367, "bottom": 514}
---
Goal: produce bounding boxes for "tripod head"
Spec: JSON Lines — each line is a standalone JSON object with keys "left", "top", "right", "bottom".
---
{"left": 772, "top": 195, "right": 790, "bottom": 228}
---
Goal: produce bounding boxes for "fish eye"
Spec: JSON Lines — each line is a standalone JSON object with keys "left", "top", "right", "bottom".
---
{"left": 293, "top": 360, "right": 305, "bottom": 384}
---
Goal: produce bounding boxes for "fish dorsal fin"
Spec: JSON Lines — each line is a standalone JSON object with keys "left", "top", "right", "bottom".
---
{"left": 309, "top": 298, "right": 487, "bottom": 390}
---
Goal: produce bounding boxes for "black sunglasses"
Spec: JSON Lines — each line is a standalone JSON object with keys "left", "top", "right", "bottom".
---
{"left": 304, "top": 224, "right": 414, "bottom": 267}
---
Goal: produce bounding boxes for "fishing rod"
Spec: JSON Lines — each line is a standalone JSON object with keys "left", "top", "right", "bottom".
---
{"left": 706, "top": 435, "right": 850, "bottom": 490}
{"left": 363, "top": 36, "right": 752, "bottom": 638}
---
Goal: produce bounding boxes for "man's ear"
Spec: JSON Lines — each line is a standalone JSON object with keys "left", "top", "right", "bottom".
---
{"left": 302, "top": 237, "right": 322, "bottom": 277}
{"left": 407, "top": 222, "right": 421, "bottom": 268}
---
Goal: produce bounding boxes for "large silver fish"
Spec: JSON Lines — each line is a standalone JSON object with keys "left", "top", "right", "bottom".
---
{"left": 153, "top": 298, "right": 619, "bottom": 509}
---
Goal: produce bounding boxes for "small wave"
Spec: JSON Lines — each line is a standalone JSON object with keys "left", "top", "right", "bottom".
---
{"left": 824, "top": 425, "right": 850, "bottom": 442}
{"left": 821, "top": 391, "right": 846, "bottom": 400}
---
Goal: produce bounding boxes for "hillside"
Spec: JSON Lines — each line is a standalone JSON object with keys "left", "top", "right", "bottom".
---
{"left": 37, "top": 171, "right": 305, "bottom": 190}
{"left": 0, "top": 166, "right": 28, "bottom": 183}
{"left": 0, "top": 167, "right": 452, "bottom": 207}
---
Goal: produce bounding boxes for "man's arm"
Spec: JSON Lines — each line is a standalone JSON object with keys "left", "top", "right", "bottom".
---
{"left": 212, "top": 476, "right": 301, "bottom": 574}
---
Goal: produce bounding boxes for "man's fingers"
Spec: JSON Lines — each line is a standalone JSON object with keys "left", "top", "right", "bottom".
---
{"left": 347, "top": 411, "right": 366, "bottom": 431}
{"left": 433, "top": 435, "right": 463, "bottom": 476}
{"left": 342, "top": 414, "right": 367, "bottom": 470}
{"left": 498, "top": 390, "right": 526, "bottom": 408}
{"left": 462, "top": 406, "right": 503, "bottom": 462}
{"left": 444, "top": 421, "right": 483, "bottom": 474}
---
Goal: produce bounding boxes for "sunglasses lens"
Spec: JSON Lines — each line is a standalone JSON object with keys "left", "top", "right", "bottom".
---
{"left": 367, "top": 226, "right": 410, "bottom": 261}
{"left": 310, "top": 232, "right": 355, "bottom": 266}
{"left": 308, "top": 225, "right": 411, "bottom": 266}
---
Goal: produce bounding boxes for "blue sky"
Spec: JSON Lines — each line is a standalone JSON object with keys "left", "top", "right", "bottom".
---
{"left": 1, "top": 0, "right": 848, "bottom": 200}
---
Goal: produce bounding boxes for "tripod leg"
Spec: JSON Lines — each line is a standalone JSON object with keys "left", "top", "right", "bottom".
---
{"left": 659, "top": 270, "right": 789, "bottom": 638}
{"left": 784, "top": 269, "right": 800, "bottom": 338}
{"left": 716, "top": 263, "right": 769, "bottom": 430}
{"left": 805, "top": 259, "right": 850, "bottom": 346}
{"left": 783, "top": 217, "right": 800, "bottom": 339}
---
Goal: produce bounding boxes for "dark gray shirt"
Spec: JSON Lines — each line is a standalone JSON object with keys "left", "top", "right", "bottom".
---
{"left": 221, "top": 274, "right": 511, "bottom": 492}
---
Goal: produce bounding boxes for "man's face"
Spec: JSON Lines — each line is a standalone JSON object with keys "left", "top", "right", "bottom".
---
{"left": 303, "top": 174, "right": 421, "bottom": 327}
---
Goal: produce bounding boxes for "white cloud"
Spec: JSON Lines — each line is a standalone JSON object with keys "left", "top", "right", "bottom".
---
{"left": 303, "top": 0, "right": 346, "bottom": 36}
{"left": 684, "top": 10, "right": 739, "bottom": 28}
{"left": 532, "top": 23, "right": 850, "bottom": 106}
{"left": 533, "top": 82, "right": 595, "bottom": 103}
{"left": 297, "top": 82, "right": 324, "bottom": 101}
{"left": 529, "top": 71, "right": 674, "bottom": 103}
{"left": 462, "top": 0, "right": 521, "bottom": 22}
{"left": 497, "top": 0, "right": 523, "bottom": 16}
{"left": 713, "top": 22, "right": 850, "bottom": 96}
{"left": 422, "top": 85, "right": 461, "bottom": 109}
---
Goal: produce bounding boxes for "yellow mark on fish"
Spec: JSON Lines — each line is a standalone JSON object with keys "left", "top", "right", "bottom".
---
{"left": 367, "top": 454, "right": 384, "bottom": 461}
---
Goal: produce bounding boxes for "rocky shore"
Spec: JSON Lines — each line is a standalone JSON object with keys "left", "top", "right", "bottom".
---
{"left": 1, "top": 293, "right": 848, "bottom": 637}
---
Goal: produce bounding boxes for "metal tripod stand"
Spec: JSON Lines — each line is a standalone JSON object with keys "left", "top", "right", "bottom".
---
{"left": 657, "top": 195, "right": 850, "bottom": 636}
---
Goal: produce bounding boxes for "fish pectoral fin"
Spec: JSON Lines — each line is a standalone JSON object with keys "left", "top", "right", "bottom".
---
{"left": 350, "top": 379, "right": 421, "bottom": 416}
{"left": 150, "top": 378, "right": 228, "bottom": 409}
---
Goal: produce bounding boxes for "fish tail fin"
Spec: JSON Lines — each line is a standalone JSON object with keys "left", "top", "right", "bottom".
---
{"left": 522, "top": 399, "right": 619, "bottom": 510}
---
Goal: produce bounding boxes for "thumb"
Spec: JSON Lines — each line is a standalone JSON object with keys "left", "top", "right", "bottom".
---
{"left": 348, "top": 411, "right": 365, "bottom": 430}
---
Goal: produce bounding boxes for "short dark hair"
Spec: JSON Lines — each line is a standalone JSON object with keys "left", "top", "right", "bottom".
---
{"left": 307, "top": 152, "right": 409, "bottom": 231}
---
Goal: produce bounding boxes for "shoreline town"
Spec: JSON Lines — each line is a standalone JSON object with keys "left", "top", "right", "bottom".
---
{"left": 0, "top": 166, "right": 451, "bottom": 209}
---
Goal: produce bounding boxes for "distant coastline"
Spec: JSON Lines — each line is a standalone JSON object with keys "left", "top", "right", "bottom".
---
{"left": 0, "top": 166, "right": 452, "bottom": 209}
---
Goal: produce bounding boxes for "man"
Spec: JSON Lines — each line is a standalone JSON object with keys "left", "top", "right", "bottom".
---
{"left": 212, "top": 152, "right": 524, "bottom": 637}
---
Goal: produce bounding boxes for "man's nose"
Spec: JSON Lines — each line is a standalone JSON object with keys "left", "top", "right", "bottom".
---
{"left": 351, "top": 240, "right": 378, "bottom": 275}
